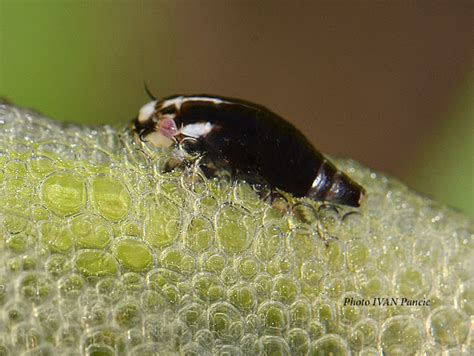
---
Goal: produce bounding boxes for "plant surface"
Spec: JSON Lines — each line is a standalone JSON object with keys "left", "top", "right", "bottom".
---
{"left": 0, "top": 103, "right": 472, "bottom": 355}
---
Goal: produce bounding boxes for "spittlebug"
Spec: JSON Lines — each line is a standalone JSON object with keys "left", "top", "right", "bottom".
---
{"left": 132, "top": 94, "right": 365, "bottom": 207}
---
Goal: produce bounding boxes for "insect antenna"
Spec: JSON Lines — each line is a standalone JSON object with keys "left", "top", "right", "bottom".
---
{"left": 143, "top": 81, "right": 157, "bottom": 100}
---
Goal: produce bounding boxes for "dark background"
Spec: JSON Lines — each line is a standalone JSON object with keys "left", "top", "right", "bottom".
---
{"left": 1, "top": 0, "right": 473, "bottom": 214}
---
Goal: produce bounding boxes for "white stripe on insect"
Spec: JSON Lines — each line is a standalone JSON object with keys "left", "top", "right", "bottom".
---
{"left": 161, "top": 96, "right": 229, "bottom": 110}
{"left": 182, "top": 96, "right": 229, "bottom": 105}
{"left": 138, "top": 100, "right": 157, "bottom": 123}
{"left": 180, "top": 122, "right": 214, "bottom": 138}
{"left": 159, "top": 96, "right": 184, "bottom": 111}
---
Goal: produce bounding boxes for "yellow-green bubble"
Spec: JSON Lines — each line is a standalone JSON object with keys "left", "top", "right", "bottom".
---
{"left": 160, "top": 248, "right": 195, "bottom": 275}
{"left": 5, "top": 160, "right": 27, "bottom": 177}
{"left": 193, "top": 273, "right": 224, "bottom": 303}
{"left": 216, "top": 205, "right": 254, "bottom": 254}
{"left": 185, "top": 216, "right": 214, "bottom": 252}
{"left": 273, "top": 276, "right": 299, "bottom": 304}
{"left": 75, "top": 250, "right": 118, "bottom": 277}
{"left": 70, "top": 215, "right": 111, "bottom": 249}
{"left": 6, "top": 233, "right": 30, "bottom": 253}
{"left": 31, "top": 156, "right": 56, "bottom": 177}
{"left": 42, "top": 173, "right": 86, "bottom": 216}
{"left": 310, "top": 334, "right": 350, "bottom": 356}
{"left": 114, "top": 239, "right": 154, "bottom": 272}
{"left": 91, "top": 176, "right": 131, "bottom": 221}
{"left": 3, "top": 213, "right": 28, "bottom": 234}
{"left": 40, "top": 221, "right": 74, "bottom": 253}
{"left": 228, "top": 283, "right": 257, "bottom": 312}
{"left": 144, "top": 198, "right": 181, "bottom": 249}
{"left": 201, "top": 252, "right": 226, "bottom": 273}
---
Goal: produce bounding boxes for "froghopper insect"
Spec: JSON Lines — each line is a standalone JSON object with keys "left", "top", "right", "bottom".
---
{"left": 132, "top": 94, "right": 365, "bottom": 207}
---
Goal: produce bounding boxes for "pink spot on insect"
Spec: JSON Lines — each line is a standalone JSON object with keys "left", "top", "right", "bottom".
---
{"left": 159, "top": 117, "right": 178, "bottom": 138}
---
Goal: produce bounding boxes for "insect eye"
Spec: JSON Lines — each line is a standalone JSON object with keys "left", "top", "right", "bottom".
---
{"left": 159, "top": 106, "right": 178, "bottom": 115}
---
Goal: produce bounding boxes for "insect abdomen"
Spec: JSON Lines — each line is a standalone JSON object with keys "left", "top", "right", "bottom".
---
{"left": 307, "top": 159, "right": 364, "bottom": 207}
{"left": 176, "top": 99, "right": 365, "bottom": 207}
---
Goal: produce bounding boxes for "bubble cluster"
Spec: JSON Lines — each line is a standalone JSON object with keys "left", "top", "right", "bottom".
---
{"left": 0, "top": 103, "right": 472, "bottom": 354}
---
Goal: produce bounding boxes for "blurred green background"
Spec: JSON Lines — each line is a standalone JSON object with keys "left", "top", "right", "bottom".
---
{"left": 0, "top": 0, "right": 472, "bottom": 215}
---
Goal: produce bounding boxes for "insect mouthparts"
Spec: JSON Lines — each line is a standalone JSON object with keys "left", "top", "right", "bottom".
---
{"left": 132, "top": 94, "right": 365, "bottom": 207}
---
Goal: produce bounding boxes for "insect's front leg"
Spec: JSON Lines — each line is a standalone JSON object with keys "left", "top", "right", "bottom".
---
{"left": 163, "top": 137, "right": 202, "bottom": 173}
{"left": 164, "top": 138, "right": 229, "bottom": 191}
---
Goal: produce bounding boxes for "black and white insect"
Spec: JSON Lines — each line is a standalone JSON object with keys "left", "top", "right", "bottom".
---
{"left": 132, "top": 94, "right": 365, "bottom": 207}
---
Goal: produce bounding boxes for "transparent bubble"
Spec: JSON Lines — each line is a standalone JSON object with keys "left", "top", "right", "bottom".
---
{"left": 254, "top": 224, "right": 284, "bottom": 262}
{"left": 41, "top": 173, "right": 86, "bottom": 217}
{"left": 56, "top": 324, "right": 82, "bottom": 348}
{"left": 312, "top": 299, "right": 337, "bottom": 332}
{"left": 272, "top": 275, "right": 300, "bottom": 305}
{"left": 394, "top": 265, "right": 432, "bottom": 299}
{"left": 18, "top": 272, "right": 53, "bottom": 305}
{"left": 71, "top": 214, "right": 112, "bottom": 250}
{"left": 288, "top": 328, "right": 310, "bottom": 355}
{"left": 349, "top": 318, "right": 378, "bottom": 350}
{"left": 339, "top": 292, "right": 365, "bottom": 325}
{"left": 317, "top": 204, "right": 341, "bottom": 236}
{"left": 160, "top": 247, "right": 195, "bottom": 275}
{"left": 216, "top": 205, "right": 255, "bottom": 254}
{"left": 59, "top": 273, "right": 85, "bottom": 301}
{"left": 310, "top": 334, "right": 350, "bottom": 355}
{"left": 236, "top": 255, "right": 260, "bottom": 281}
{"left": 358, "top": 347, "right": 380, "bottom": 356}
{"left": 346, "top": 239, "right": 372, "bottom": 272}
{"left": 79, "top": 148, "right": 112, "bottom": 165}
{"left": 200, "top": 251, "right": 227, "bottom": 273}
{"left": 233, "top": 181, "right": 265, "bottom": 212}
{"left": 288, "top": 228, "right": 317, "bottom": 262}
{"left": 96, "top": 277, "right": 124, "bottom": 305}
{"left": 193, "top": 273, "right": 224, "bottom": 303}
{"left": 143, "top": 197, "right": 182, "bottom": 249}
{"left": 114, "top": 298, "right": 142, "bottom": 328}
{"left": 257, "top": 301, "right": 289, "bottom": 336}
{"left": 82, "top": 301, "right": 108, "bottom": 328}
{"left": 356, "top": 266, "right": 389, "bottom": 297}
{"left": 121, "top": 272, "right": 145, "bottom": 296}
{"left": 75, "top": 250, "right": 118, "bottom": 277}
{"left": 12, "top": 323, "right": 42, "bottom": 351}
{"left": 208, "top": 302, "right": 243, "bottom": 343}
{"left": 289, "top": 299, "right": 312, "bottom": 329}
{"left": 113, "top": 239, "right": 154, "bottom": 273}
{"left": 428, "top": 306, "right": 469, "bottom": 347}
{"left": 38, "top": 142, "right": 77, "bottom": 162}
{"left": 228, "top": 282, "right": 257, "bottom": 313}
{"left": 457, "top": 280, "right": 474, "bottom": 316}
{"left": 257, "top": 335, "right": 291, "bottom": 355}
{"left": 4, "top": 301, "right": 30, "bottom": 327}
{"left": 266, "top": 254, "right": 294, "bottom": 276}
{"left": 379, "top": 316, "right": 424, "bottom": 353}
{"left": 185, "top": 215, "right": 214, "bottom": 252}
{"left": 91, "top": 176, "right": 131, "bottom": 221}
{"left": 321, "top": 275, "right": 346, "bottom": 299}
{"left": 413, "top": 236, "right": 442, "bottom": 267}
{"left": 253, "top": 273, "right": 273, "bottom": 301}
{"left": 300, "top": 259, "right": 326, "bottom": 297}
{"left": 193, "top": 328, "right": 214, "bottom": 352}
{"left": 319, "top": 238, "right": 346, "bottom": 271}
